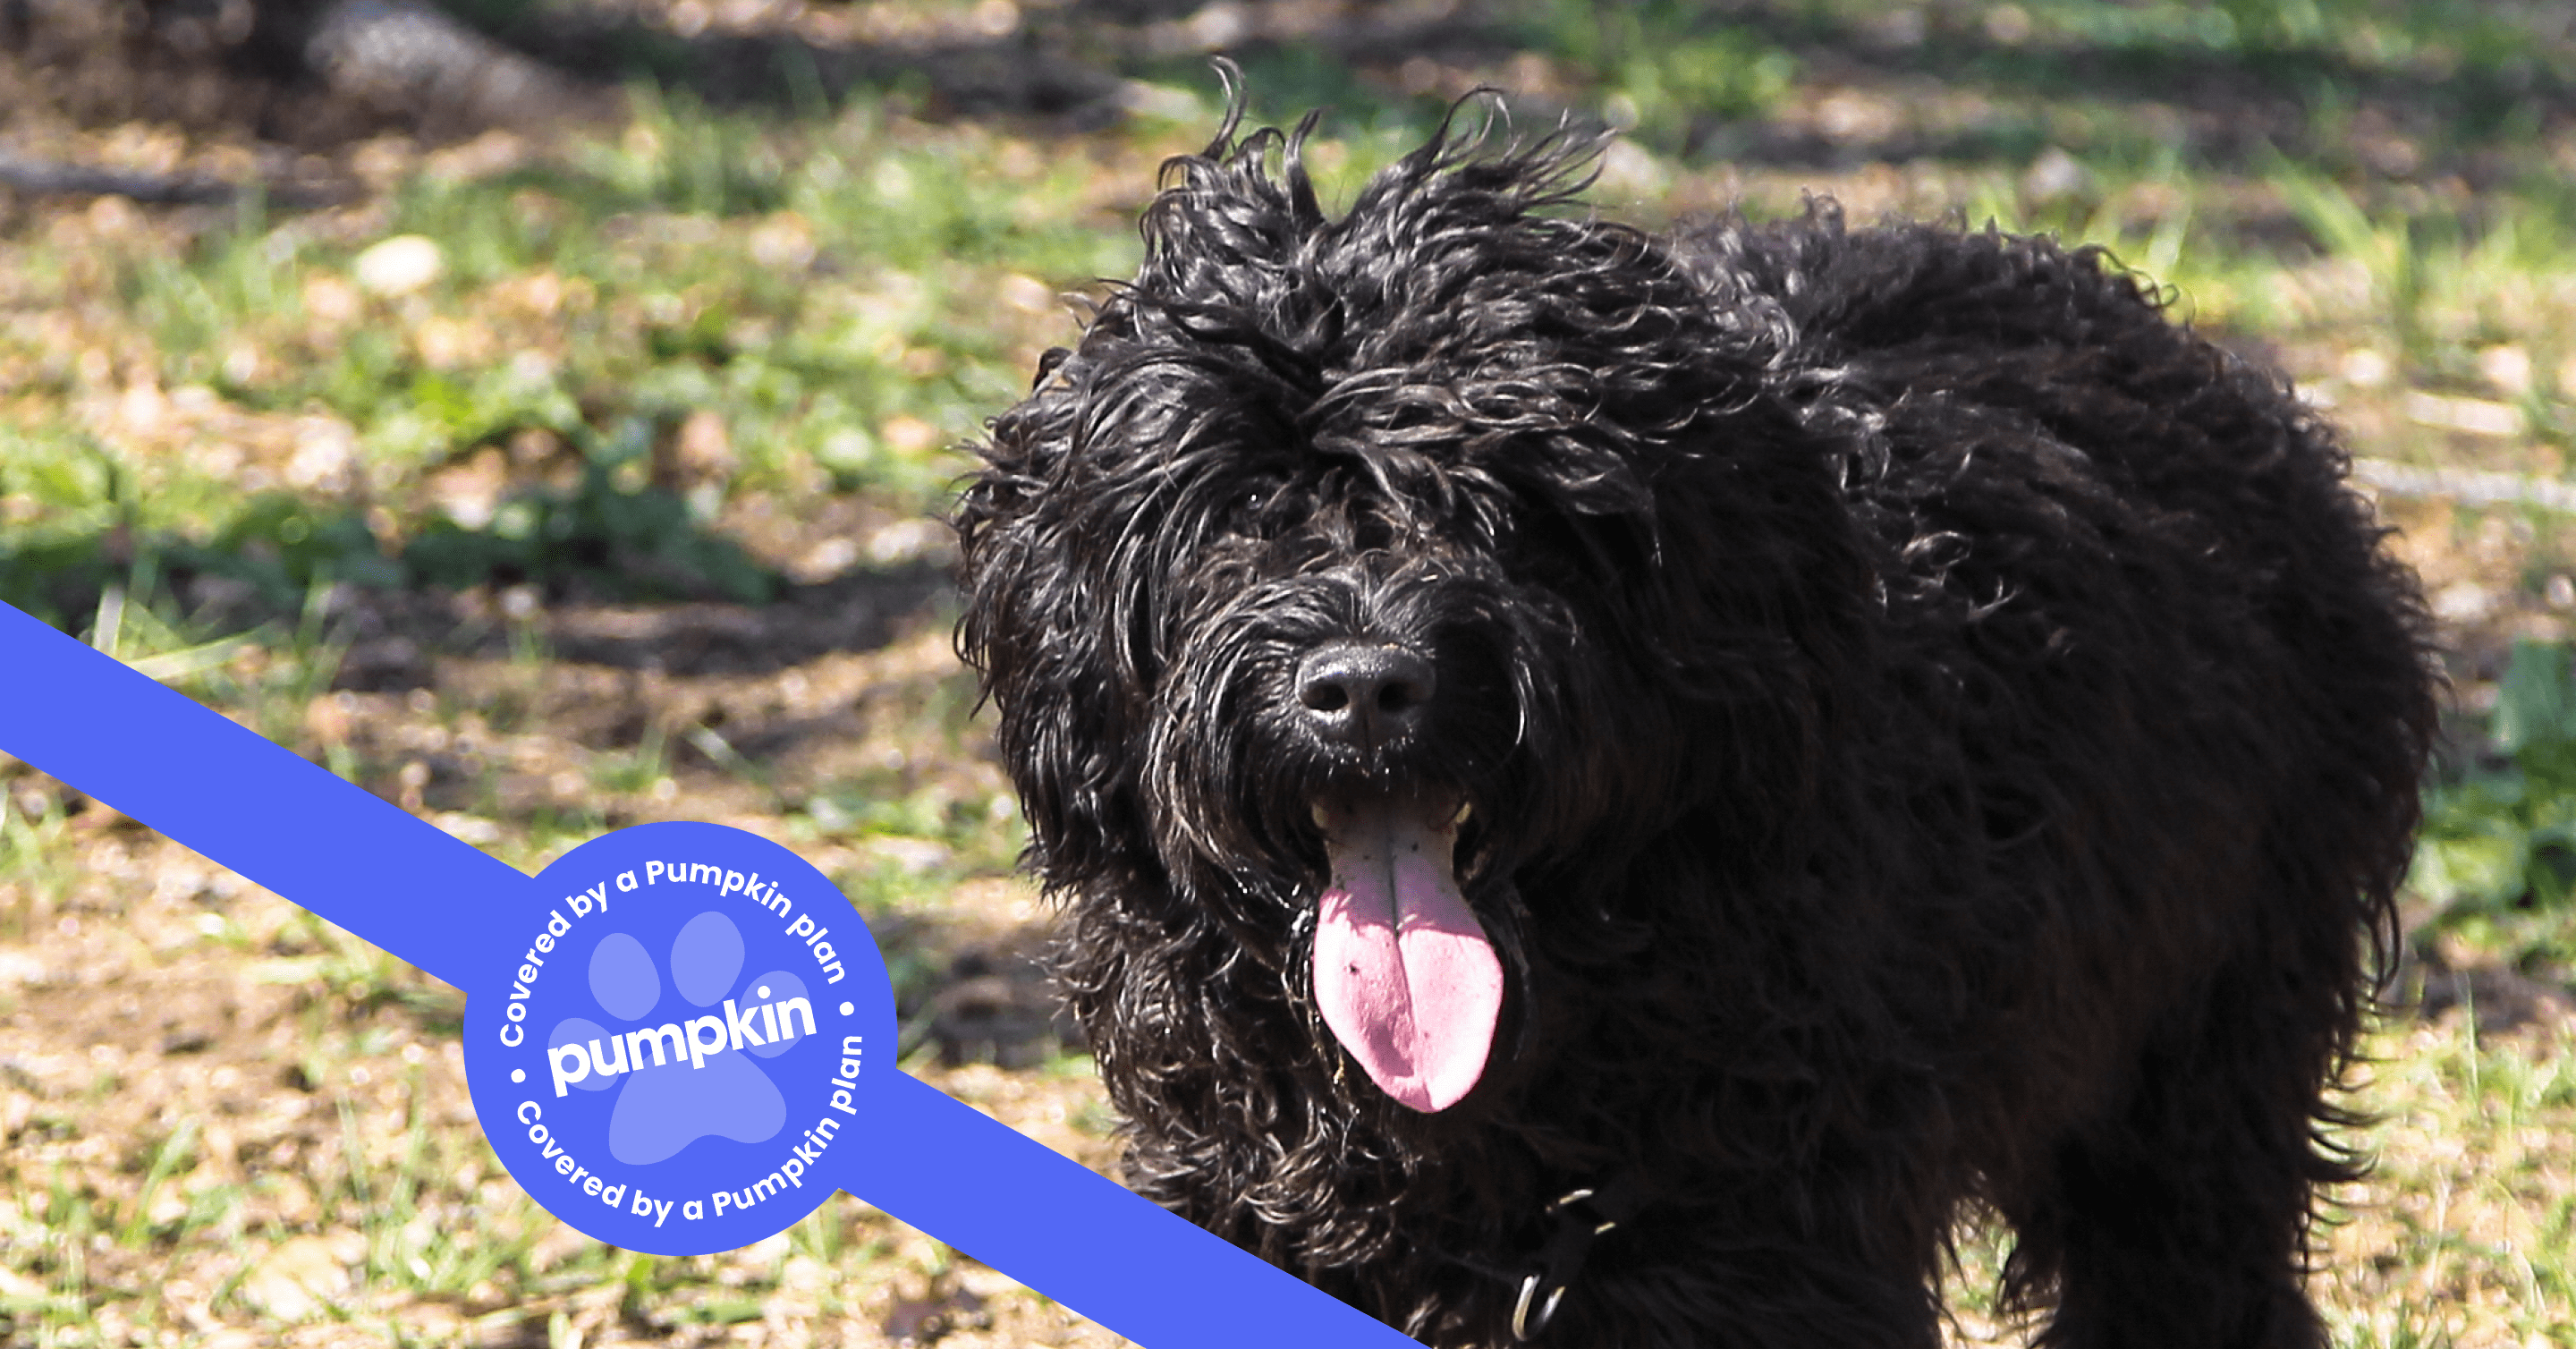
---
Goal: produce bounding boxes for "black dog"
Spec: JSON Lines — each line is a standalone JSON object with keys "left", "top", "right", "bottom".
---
{"left": 956, "top": 97, "right": 2436, "bottom": 1349}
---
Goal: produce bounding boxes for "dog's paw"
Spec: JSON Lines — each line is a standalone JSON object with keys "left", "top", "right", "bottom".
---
{"left": 545, "top": 911, "right": 818, "bottom": 1164}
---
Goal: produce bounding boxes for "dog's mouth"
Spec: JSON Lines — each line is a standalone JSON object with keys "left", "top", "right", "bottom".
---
{"left": 1309, "top": 789, "right": 1501, "bottom": 1113}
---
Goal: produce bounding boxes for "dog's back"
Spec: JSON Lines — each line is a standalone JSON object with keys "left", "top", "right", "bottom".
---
{"left": 1690, "top": 210, "right": 2436, "bottom": 1344}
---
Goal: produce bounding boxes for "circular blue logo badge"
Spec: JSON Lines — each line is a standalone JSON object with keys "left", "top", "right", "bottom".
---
{"left": 462, "top": 821, "right": 897, "bottom": 1254}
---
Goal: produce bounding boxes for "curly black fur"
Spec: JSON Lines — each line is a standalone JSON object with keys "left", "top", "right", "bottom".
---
{"left": 956, "top": 94, "right": 2436, "bottom": 1349}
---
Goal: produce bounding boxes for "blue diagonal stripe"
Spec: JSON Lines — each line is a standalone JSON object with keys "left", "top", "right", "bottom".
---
{"left": 852, "top": 1074, "right": 1420, "bottom": 1347}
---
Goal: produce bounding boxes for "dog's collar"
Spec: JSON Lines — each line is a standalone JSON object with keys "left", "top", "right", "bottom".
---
{"left": 1506, "top": 1167, "right": 1650, "bottom": 1342}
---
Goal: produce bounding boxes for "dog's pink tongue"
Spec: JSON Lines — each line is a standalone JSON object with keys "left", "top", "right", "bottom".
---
{"left": 1311, "top": 796, "right": 1500, "bottom": 1113}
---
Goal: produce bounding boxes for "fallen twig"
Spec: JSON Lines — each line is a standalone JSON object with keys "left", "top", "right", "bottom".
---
{"left": 0, "top": 152, "right": 349, "bottom": 208}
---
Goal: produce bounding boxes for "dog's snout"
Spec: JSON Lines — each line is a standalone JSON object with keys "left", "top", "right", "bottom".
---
{"left": 1295, "top": 643, "right": 1436, "bottom": 747}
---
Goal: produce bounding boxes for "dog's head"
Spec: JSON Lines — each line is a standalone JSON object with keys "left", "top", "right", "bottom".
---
{"left": 957, "top": 98, "right": 1858, "bottom": 1114}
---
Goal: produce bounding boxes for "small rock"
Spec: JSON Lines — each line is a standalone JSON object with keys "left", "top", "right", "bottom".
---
{"left": 2478, "top": 344, "right": 2533, "bottom": 398}
{"left": 879, "top": 415, "right": 944, "bottom": 456}
{"left": 284, "top": 417, "right": 360, "bottom": 493}
{"left": 353, "top": 234, "right": 444, "bottom": 297}
{"left": 793, "top": 536, "right": 860, "bottom": 583}
{"left": 0, "top": 951, "right": 47, "bottom": 986}
{"left": 2021, "top": 147, "right": 2089, "bottom": 203}
{"left": 301, "top": 275, "right": 363, "bottom": 327}
{"left": 1594, "top": 140, "right": 1668, "bottom": 201}
{"left": 970, "top": 0, "right": 1021, "bottom": 38}
{"left": 237, "top": 1234, "right": 356, "bottom": 1320}
{"left": 750, "top": 212, "right": 818, "bottom": 273}
{"left": 997, "top": 272, "right": 1056, "bottom": 316}
{"left": 428, "top": 447, "right": 507, "bottom": 530}
{"left": 2340, "top": 348, "right": 2392, "bottom": 388}
{"left": 2431, "top": 581, "right": 2493, "bottom": 624}
{"left": 868, "top": 519, "right": 952, "bottom": 566}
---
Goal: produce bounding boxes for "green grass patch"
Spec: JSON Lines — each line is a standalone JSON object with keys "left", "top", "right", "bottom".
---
{"left": 2413, "top": 640, "right": 2576, "bottom": 975}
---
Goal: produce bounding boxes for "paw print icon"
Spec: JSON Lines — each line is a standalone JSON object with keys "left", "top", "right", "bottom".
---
{"left": 544, "top": 911, "right": 816, "bottom": 1164}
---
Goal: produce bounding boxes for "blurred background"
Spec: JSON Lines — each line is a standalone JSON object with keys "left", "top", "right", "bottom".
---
{"left": 1, "top": 1, "right": 2572, "bottom": 1345}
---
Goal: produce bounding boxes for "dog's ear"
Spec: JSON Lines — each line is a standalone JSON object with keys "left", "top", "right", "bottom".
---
{"left": 954, "top": 386, "right": 1169, "bottom": 889}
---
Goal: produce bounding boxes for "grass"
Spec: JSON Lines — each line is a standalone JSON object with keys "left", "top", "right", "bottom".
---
{"left": 2318, "top": 1016, "right": 2576, "bottom": 1347}
{"left": 3, "top": 0, "right": 2575, "bottom": 1344}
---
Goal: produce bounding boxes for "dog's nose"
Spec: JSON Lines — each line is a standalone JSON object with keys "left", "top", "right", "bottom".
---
{"left": 1295, "top": 643, "right": 1436, "bottom": 748}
